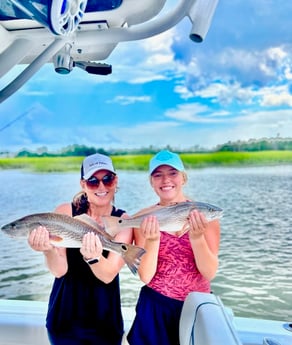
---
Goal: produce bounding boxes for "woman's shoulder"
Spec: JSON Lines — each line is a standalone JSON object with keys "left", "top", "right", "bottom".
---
{"left": 54, "top": 203, "right": 72, "bottom": 216}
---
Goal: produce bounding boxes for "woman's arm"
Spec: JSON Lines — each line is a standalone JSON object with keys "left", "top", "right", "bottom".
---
{"left": 134, "top": 215, "right": 160, "bottom": 284}
{"left": 188, "top": 209, "right": 220, "bottom": 280}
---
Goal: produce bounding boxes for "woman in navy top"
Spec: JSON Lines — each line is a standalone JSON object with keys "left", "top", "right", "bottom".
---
{"left": 28, "top": 153, "right": 133, "bottom": 345}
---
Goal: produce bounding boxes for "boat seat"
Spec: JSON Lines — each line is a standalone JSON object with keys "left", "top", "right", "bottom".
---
{"left": 179, "top": 292, "right": 243, "bottom": 345}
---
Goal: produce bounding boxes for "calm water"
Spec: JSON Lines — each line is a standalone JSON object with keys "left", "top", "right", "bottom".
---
{"left": 0, "top": 166, "right": 291, "bottom": 322}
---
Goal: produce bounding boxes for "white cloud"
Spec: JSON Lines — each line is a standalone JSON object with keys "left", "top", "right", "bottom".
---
{"left": 260, "top": 85, "right": 292, "bottom": 107}
{"left": 165, "top": 103, "right": 226, "bottom": 123}
{"left": 174, "top": 84, "right": 194, "bottom": 99}
{"left": 107, "top": 28, "right": 180, "bottom": 84}
{"left": 221, "top": 109, "right": 292, "bottom": 143}
{"left": 108, "top": 95, "right": 151, "bottom": 105}
{"left": 143, "top": 30, "right": 175, "bottom": 66}
{"left": 194, "top": 82, "right": 255, "bottom": 105}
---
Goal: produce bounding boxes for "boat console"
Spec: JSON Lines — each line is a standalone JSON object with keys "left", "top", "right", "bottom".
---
{"left": 180, "top": 292, "right": 243, "bottom": 345}
{"left": 179, "top": 292, "right": 292, "bottom": 345}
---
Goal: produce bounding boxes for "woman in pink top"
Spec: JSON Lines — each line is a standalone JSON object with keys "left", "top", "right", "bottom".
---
{"left": 127, "top": 150, "right": 220, "bottom": 345}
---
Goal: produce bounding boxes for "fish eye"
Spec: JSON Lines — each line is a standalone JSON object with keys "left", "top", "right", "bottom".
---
{"left": 121, "top": 244, "right": 128, "bottom": 252}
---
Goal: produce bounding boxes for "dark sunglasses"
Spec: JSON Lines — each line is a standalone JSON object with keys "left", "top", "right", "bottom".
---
{"left": 85, "top": 173, "right": 116, "bottom": 188}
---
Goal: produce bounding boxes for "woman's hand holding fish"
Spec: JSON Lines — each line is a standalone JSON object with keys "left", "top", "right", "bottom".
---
{"left": 80, "top": 232, "right": 103, "bottom": 261}
{"left": 28, "top": 226, "right": 54, "bottom": 252}
{"left": 140, "top": 215, "right": 161, "bottom": 242}
{"left": 188, "top": 210, "right": 208, "bottom": 240}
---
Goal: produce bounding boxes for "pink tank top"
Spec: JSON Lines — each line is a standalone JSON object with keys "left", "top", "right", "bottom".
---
{"left": 147, "top": 231, "right": 210, "bottom": 301}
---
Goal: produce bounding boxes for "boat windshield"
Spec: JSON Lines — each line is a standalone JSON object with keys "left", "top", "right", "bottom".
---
{"left": 86, "top": 0, "right": 123, "bottom": 12}
{"left": 0, "top": 0, "right": 123, "bottom": 20}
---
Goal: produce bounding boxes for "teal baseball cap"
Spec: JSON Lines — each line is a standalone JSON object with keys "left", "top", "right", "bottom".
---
{"left": 149, "top": 150, "right": 185, "bottom": 175}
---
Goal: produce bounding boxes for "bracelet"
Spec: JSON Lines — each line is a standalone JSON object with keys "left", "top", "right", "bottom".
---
{"left": 83, "top": 256, "right": 100, "bottom": 265}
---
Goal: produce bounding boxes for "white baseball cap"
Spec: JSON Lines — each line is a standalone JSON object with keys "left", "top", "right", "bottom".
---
{"left": 81, "top": 153, "right": 115, "bottom": 179}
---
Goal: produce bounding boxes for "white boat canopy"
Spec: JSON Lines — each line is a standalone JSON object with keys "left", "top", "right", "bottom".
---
{"left": 0, "top": 0, "right": 219, "bottom": 103}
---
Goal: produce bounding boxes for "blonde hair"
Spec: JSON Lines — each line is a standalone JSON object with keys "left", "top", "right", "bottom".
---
{"left": 182, "top": 171, "right": 188, "bottom": 184}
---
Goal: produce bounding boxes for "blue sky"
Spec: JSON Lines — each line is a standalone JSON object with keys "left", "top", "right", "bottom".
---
{"left": 1, "top": 0, "right": 292, "bottom": 153}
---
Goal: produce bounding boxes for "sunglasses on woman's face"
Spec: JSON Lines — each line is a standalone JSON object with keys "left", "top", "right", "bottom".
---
{"left": 85, "top": 173, "right": 116, "bottom": 188}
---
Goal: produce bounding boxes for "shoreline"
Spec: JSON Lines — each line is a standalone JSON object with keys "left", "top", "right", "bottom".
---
{"left": 1, "top": 151, "right": 292, "bottom": 173}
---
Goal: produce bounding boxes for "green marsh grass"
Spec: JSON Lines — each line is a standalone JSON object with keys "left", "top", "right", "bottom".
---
{"left": 180, "top": 151, "right": 292, "bottom": 168}
{"left": 0, "top": 157, "right": 83, "bottom": 173}
{"left": 0, "top": 151, "right": 292, "bottom": 173}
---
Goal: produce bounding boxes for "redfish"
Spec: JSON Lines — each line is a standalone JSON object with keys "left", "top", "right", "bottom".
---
{"left": 1, "top": 212, "right": 145, "bottom": 275}
{"left": 102, "top": 201, "right": 223, "bottom": 233}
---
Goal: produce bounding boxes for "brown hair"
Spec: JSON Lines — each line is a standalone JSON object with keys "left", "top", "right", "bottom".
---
{"left": 72, "top": 191, "right": 89, "bottom": 215}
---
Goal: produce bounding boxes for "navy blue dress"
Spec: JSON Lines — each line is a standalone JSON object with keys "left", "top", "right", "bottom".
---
{"left": 46, "top": 206, "right": 125, "bottom": 345}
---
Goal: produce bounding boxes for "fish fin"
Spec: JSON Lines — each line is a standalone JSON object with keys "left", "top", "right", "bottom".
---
{"left": 177, "top": 223, "right": 190, "bottom": 237}
{"left": 74, "top": 214, "right": 105, "bottom": 231}
{"left": 182, "top": 222, "right": 190, "bottom": 231}
{"left": 130, "top": 205, "right": 162, "bottom": 218}
{"left": 49, "top": 234, "right": 81, "bottom": 248}
{"left": 101, "top": 216, "right": 127, "bottom": 237}
{"left": 121, "top": 244, "right": 146, "bottom": 275}
{"left": 49, "top": 234, "right": 63, "bottom": 242}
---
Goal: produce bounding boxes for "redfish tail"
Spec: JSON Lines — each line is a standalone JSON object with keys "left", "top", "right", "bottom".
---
{"left": 123, "top": 244, "right": 146, "bottom": 275}
{"left": 101, "top": 216, "right": 123, "bottom": 237}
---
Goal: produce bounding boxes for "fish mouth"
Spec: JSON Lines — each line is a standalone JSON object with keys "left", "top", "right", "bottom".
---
{"left": 213, "top": 211, "right": 223, "bottom": 219}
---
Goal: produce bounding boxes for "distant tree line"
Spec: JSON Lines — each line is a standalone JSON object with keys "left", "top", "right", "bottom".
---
{"left": 215, "top": 137, "right": 292, "bottom": 152}
{"left": 12, "top": 137, "right": 292, "bottom": 158}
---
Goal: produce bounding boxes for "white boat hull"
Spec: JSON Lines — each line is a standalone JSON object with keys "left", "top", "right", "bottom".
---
{"left": 0, "top": 295, "right": 291, "bottom": 345}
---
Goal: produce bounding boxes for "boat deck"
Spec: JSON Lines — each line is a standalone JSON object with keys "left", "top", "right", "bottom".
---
{"left": 0, "top": 299, "right": 291, "bottom": 345}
